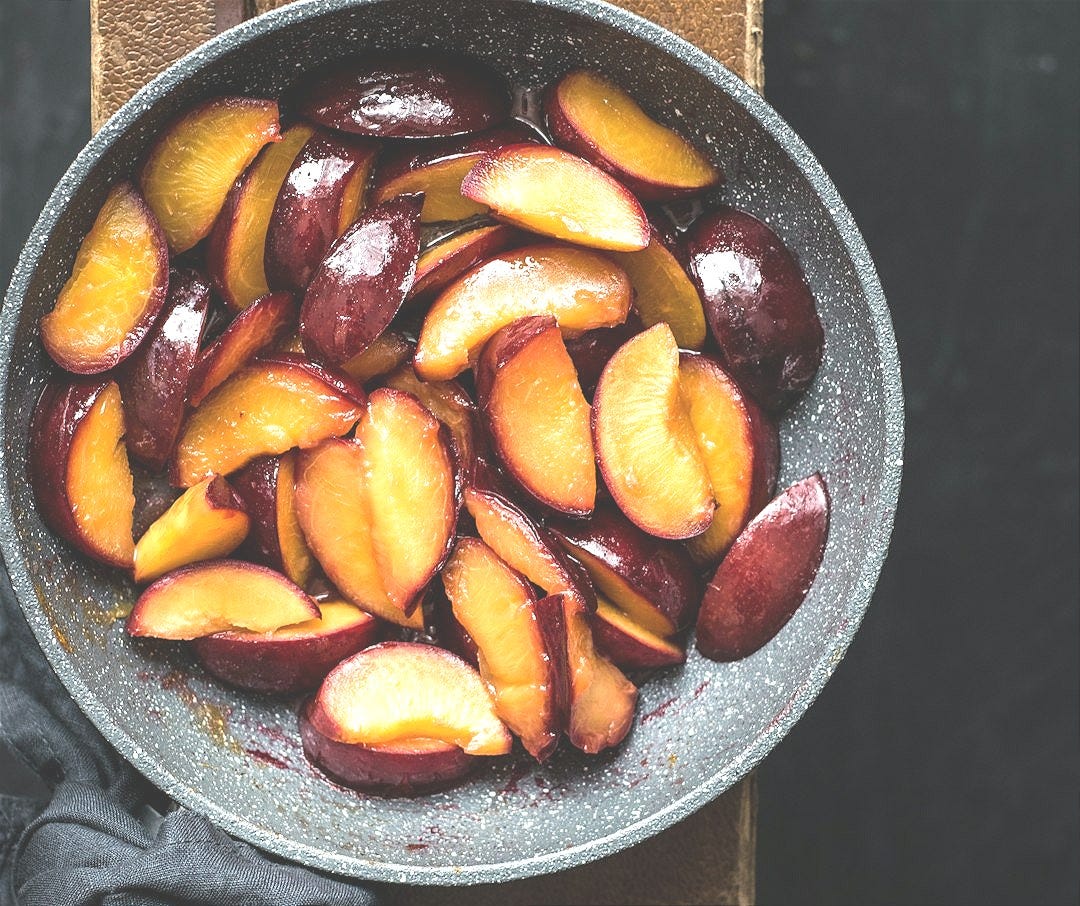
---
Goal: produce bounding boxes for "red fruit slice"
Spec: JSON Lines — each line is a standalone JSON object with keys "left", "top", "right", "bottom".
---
{"left": 563, "top": 313, "right": 644, "bottom": 400}
{"left": 118, "top": 267, "right": 210, "bottom": 472}
{"left": 696, "top": 474, "right": 830, "bottom": 661}
{"left": 590, "top": 598, "right": 686, "bottom": 670}
{"left": 133, "top": 476, "right": 250, "bottom": 583}
{"left": 126, "top": 560, "right": 319, "bottom": 640}
{"left": 592, "top": 323, "right": 714, "bottom": 539}
{"left": 294, "top": 52, "right": 509, "bottom": 139}
{"left": 338, "top": 332, "right": 413, "bottom": 384}
{"left": 547, "top": 69, "right": 721, "bottom": 201}
{"left": 476, "top": 315, "right": 596, "bottom": 515}
{"left": 299, "top": 195, "right": 423, "bottom": 365}
{"left": 264, "top": 129, "right": 378, "bottom": 292}
{"left": 680, "top": 352, "right": 780, "bottom": 566}
{"left": 409, "top": 224, "right": 522, "bottom": 302}
{"left": 207, "top": 122, "right": 315, "bottom": 310}
{"left": 442, "top": 538, "right": 561, "bottom": 761}
{"left": 172, "top": 354, "right": 364, "bottom": 487}
{"left": 194, "top": 600, "right": 381, "bottom": 694}
{"left": 140, "top": 98, "right": 281, "bottom": 252}
{"left": 307, "top": 641, "right": 512, "bottom": 755}
{"left": 414, "top": 243, "right": 632, "bottom": 381}
{"left": 40, "top": 182, "right": 168, "bottom": 374}
{"left": 461, "top": 144, "right": 649, "bottom": 251}
{"left": 187, "top": 291, "right": 298, "bottom": 407}
{"left": 29, "top": 379, "right": 135, "bottom": 568}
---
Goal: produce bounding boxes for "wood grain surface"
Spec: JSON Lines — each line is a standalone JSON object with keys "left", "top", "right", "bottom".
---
{"left": 89, "top": 2, "right": 762, "bottom": 902}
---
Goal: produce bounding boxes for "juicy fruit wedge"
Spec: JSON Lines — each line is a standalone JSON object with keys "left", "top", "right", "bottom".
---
{"left": 564, "top": 313, "right": 643, "bottom": 400}
{"left": 133, "top": 475, "right": 250, "bottom": 583}
{"left": 547, "top": 70, "right": 721, "bottom": 201}
{"left": 696, "top": 474, "right": 830, "bottom": 661}
{"left": 29, "top": 379, "right": 135, "bottom": 568}
{"left": 172, "top": 354, "right": 364, "bottom": 487}
{"left": 548, "top": 506, "right": 703, "bottom": 637}
{"left": 593, "top": 323, "right": 714, "bottom": 539}
{"left": 409, "top": 224, "right": 521, "bottom": 301}
{"left": 41, "top": 182, "right": 168, "bottom": 374}
{"left": 443, "top": 538, "right": 561, "bottom": 761}
{"left": 193, "top": 600, "right": 381, "bottom": 694}
{"left": 207, "top": 122, "right": 314, "bottom": 310}
{"left": 126, "top": 560, "right": 319, "bottom": 640}
{"left": 590, "top": 598, "right": 686, "bottom": 670}
{"left": 373, "top": 155, "right": 486, "bottom": 222}
{"left": 680, "top": 353, "right": 780, "bottom": 565}
{"left": 462, "top": 144, "right": 649, "bottom": 252}
{"left": 359, "top": 389, "right": 457, "bottom": 612}
{"left": 476, "top": 315, "right": 596, "bottom": 515}
{"left": 339, "top": 332, "right": 412, "bottom": 384}
{"left": 140, "top": 98, "right": 281, "bottom": 252}
{"left": 609, "top": 227, "right": 707, "bottom": 349}
{"left": 187, "top": 292, "right": 298, "bottom": 407}
{"left": 308, "top": 641, "right": 512, "bottom": 755}
{"left": 685, "top": 206, "right": 825, "bottom": 412}
{"left": 119, "top": 267, "right": 210, "bottom": 471}
{"left": 563, "top": 594, "right": 637, "bottom": 754}
{"left": 294, "top": 52, "right": 509, "bottom": 139}
{"left": 414, "top": 243, "right": 632, "bottom": 381}
{"left": 464, "top": 486, "right": 596, "bottom": 611}
{"left": 299, "top": 195, "right": 423, "bottom": 365}
{"left": 265, "top": 130, "right": 379, "bottom": 292}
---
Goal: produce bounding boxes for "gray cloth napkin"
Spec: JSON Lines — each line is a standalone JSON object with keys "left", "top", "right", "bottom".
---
{"left": 0, "top": 578, "right": 378, "bottom": 906}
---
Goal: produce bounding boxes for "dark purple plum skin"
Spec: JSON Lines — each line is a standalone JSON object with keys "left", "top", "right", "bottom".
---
{"left": 696, "top": 473, "right": 830, "bottom": 661}
{"left": 684, "top": 207, "right": 824, "bottom": 412}
{"left": 118, "top": 267, "right": 211, "bottom": 472}
{"left": 230, "top": 456, "right": 284, "bottom": 570}
{"left": 563, "top": 312, "right": 644, "bottom": 400}
{"left": 534, "top": 593, "right": 570, "bottom": 731}
{"left": 548, "top": 506, "right": 703, "bottom": 632}
{"left": 264, "top": 129, "right": 378, "bottom": 292}
{"left": 293, "top": 51, "right": 509, "bottom": 139}
{"left": 299, "top": 195, "right": 423, "bottom": 366}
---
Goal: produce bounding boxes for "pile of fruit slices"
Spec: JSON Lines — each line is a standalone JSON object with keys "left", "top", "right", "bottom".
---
{"left": 30, "top": 53, "right": 831, "bottom": 795}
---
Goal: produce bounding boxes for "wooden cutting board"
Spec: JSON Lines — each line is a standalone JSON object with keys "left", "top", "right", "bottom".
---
{"left": 89, "top": 2, "right": 762, "bottom": 902}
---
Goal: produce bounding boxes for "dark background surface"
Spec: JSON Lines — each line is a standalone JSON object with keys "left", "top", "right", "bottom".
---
{"left": 1, "top": 1, "right": 1077, "bottom": 903}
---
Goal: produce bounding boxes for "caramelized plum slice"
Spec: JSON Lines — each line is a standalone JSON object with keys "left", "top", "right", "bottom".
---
{"left": 547, "top": 69, "right": 721, "bottom": 201}
{"left": 680, "top": 352, "right": 780, "bottom": 566}
{"left": 264, "top": 130, "right": 378, "bottom": 292}
{"left": 359, "top": 389, "right": 457, "bottom": 612}
{"left": 187, "top": 292, "right": 298, "bottom": 407}
{"left": 590, "top": 598, "right": 686, "bottom": 670}
{"left": 697, "top": 474, "right": 830, "bottom": 661}
{"left": 299, "top": 195, "right": 422, "bottom": 366}
{"left": 414, "top": 243, "right": 632, "bottom": 381}
{"left": 685, "top": 206, "right": 825, "bottom": 412}
{"left": 307, "top": 641, "right": 511, "bottom": 755}
{"left": 208, "top": 123, "right": 314, "bottom": 310}
{"left": 593, "top": 323, "right": 714, "bottom": 539}
{"left": 443, "top": 538, "right": 561, "bottom": 761}
{"left": 126, "top": 560, "right": 319, "bottom": 640}
{"left": 118, "top": 267, "right": 210, "bottom": 471}
{"left": 140, "top": 98, "right": 280, "bottom": 252}
{"left": 29, "top": 379, "right": 134, "bottom": 568}
{"left": 339, "top": 331, "right": 412, "bottom": 384}
{"left": 194, "top": 600, "right": 381, "bottom": 694}
{"left": 563, "top": 313, "right": 643, "bottom": 400}
{"left": 409, "top": 224, "right": 522, "bottom": 302}
{"left": 461, "top": 144, "right": 649, "bottom": 251}
{"left": 294, "top": 52, "right": 509, "bottom": 139}
{"left": 41, "top": 182, "right": 168, "bottom": 374}
{"left": 172, "top": 354, "right": 364, "bottom": 487}
{"left": 133, "top": 476, "right": 250, "bottom": 583}
{"left": 476, "top": 315, "right": 596, "bottom": 515}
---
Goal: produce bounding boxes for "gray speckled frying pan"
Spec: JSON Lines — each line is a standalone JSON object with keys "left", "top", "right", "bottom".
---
{"left": 0, "top": 0, "right": 903, "bottom": 885}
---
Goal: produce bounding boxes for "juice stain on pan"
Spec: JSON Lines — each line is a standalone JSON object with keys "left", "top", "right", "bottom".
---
{"left": 160, "top": 669, "right": 242, "bottom": 754}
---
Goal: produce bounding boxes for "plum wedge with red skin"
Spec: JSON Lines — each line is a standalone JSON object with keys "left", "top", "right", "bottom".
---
{"left": 194, "top": 600, "right": 382, "bottom": 694}
{"left": 408, "top": 224, "right": 523, "bottom": 303}
{"left": 563, "top": 313, "right": 643, "bottom": 400}
{"left": 294, "top": 52, "right": 509, "bottom": 139}
{"left": 299, "top": 195, "right": 423, "bottom": 366}
{"left": 685, "top": 206, "right": 824, "bottom": 412}
{"left": 41, "top": 182, "right": 169, "bottom": 375}
{"left": 461, "top": 144, "right": 650, "bottom": 252}
{"left": 264, "top": 130, "right": 378, "bottom": 292}
{"left": 119, "top": 267, "right": 210, "bottom": 471}
{"left": 590, "top": 598, "right": 686, "bottom": 671}
{"left": 29, "top": 378, "right": 135, "bottom": 569}
{"left": 696, "top": 474, "right": 830, "bottom": 661}
{"left": 187, "top": 291, "right": 298, "bottom": 407}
